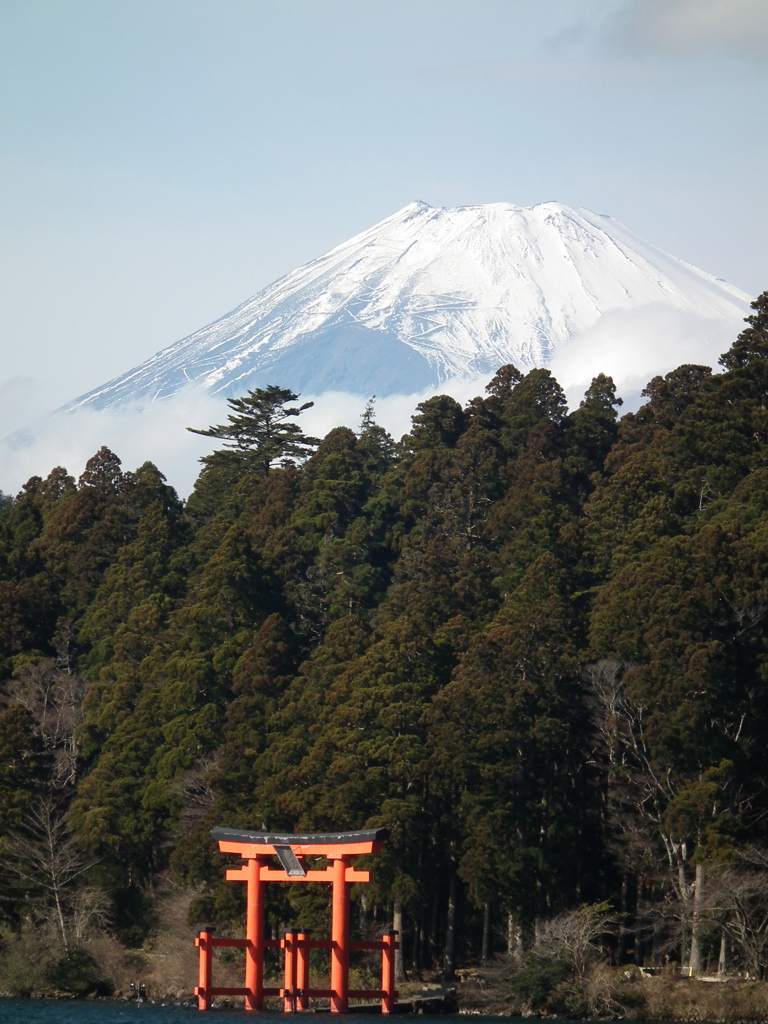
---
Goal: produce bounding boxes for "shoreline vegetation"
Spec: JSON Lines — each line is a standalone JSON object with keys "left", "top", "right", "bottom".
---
{"left": 3, "top": 304, "right": 768, "bottom": 1017}
{"left": 460, "top": 969, "right": 768, "bottom": 1021}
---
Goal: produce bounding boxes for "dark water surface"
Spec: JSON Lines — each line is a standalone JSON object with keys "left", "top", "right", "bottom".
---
{"left": 0, "top": 1007, "right": 527, "bottom": 1024}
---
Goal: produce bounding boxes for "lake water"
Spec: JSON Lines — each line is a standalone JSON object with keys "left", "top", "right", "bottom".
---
{"left": 0, "top": 1006, "right": 523, "bottom": 1024}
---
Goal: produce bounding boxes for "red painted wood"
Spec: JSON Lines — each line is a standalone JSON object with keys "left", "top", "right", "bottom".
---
{"left": 296, "top": 930, "right": 310, "bottom": 1010}
{"left": 217, "top": 839, "right": 381, "bottom": 857}
{"left": 244, "top": 855, "right": 268, "bottom": 1010}
{"left": 195, "top": 929, "right": 213, "bottom": 1010}
{"left": 330, "top": 855, "right": 350, "bottom": 1013}
{"left": 201, "top": 833, "right": 387, "bottom": 1012}
{"left": 381, "top": 931, "right": 398, "bottom": 1014}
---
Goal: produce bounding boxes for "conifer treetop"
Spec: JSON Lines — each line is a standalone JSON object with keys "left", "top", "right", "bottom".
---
{"left": 188, "top": 385, "right": 320, "bottom": 475}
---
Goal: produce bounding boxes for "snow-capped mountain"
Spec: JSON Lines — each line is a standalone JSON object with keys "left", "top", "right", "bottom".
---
{"left": 69, "top": 201, "right": 750, "bottom": 409}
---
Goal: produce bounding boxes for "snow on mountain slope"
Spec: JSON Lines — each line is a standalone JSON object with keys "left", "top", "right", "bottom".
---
{"left": 69, "top": 201, "right": 751, "bottom": 409}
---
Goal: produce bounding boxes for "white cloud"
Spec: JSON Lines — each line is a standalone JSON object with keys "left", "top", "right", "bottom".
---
{"left": 548, "top": 304, "right": 737, "bottom": 411}
{"left": 0, "top": 378, "right": 495, "bottom": 501}
{"left": 615, "top": 0, "right": 768, "bottom": 58}
{"left": 2, "top": 307, "right": 742, "bottom": 501}
{"left": 302, "top": 375, "right": 495, "bottom": 447}
{"left": 0, "top": 388, "right": 227, "bottom": 499}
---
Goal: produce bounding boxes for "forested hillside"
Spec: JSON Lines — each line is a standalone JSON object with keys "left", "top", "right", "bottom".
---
{"left": 2, "top": 294, "right": 768, "bottom": 997}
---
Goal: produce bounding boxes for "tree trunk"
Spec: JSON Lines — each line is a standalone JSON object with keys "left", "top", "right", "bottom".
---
{"left": 418, "top": 919, "right": 427, "bottom": 975}
{"left": 635, "top": 879, "right": 647, "bottom": 966}
{"left": 481, "top": 900, "right": 491, "bottom": 961}
{"left": 618, "top": 871, "right": 633, "bottom": 965}
{"left": 54, "top": 886, "right": 69, "bottom": 951}
{"left": 679, "top": 861, "right": 690, "bottom": 973}
{"left": 718, "top": 933, "right": 727, "bottom": 977}
{"left": 358, "top": 891, "right": 368, "bottom": 934}
{"left": 507, "top": 910, "right": 523, "bottom": 957}
{"left": 442, "top": 874, "right": 458, "bottom": 980}
{"left": 430, "top": 895, "right": 439, "bottom": 966}
{"left": 688, "top": 862, "right": 705, "bottom": 976}
{"left": 412, "top": 914, "right": 423, "bottom": 975}
{"left": 393, "top": 901, "right": 405, "bottom": 983}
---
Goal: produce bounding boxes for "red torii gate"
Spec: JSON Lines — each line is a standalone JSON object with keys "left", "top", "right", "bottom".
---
{"left": 194, "top": 827, "right": 398, "bottom": 1013}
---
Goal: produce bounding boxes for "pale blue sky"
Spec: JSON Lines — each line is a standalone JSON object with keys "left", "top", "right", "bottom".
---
{"left": 2, "top": 0, "right": 768, "bottom": 433}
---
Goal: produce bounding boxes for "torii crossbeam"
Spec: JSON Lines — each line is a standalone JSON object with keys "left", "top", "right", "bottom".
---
{"left": 194, "top": 827, "right": 397, "bottom": 1013}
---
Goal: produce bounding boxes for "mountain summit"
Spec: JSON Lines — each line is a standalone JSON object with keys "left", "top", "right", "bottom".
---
{"left": 70, "top": 201, "right": 750, "bottom": 408}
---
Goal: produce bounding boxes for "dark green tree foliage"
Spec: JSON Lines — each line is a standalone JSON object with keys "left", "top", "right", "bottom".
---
{"left": 495, "top": 366, "right": 567, "bottom": 456}
{"left": 566, "top": 372, "right": 623, "bottom": 474}
{"left": 0, "top": 469, "right": 75, "bottom": 670}
{"left": 0, "top": 706, "right": 49, "bottom": 835}
{"left": 186, "top": 386, "right": 320, "bottom": 523}
{"left": 79, "top": 461, "right": 191, "bottom": 671}
{"left": 357, "top": 396, "right": 397, "bottom": 474}
{"left": 0, "top": 491, "right": 13, "bottom": 521}
{"left": 720, "top": 291, "right": 768, "bottom": 370}
{"left": 8, "top": 298, "right": 768, "bottom": 975}
{"left": 405, "top": 394, "right": 465, "bottom": 451}
{"left": 430, "top": 554, "right": 594, "bottom": 920}
{"left": 223, "top": 615, "right": 298, "bottom": 781}
{"left": 37, "top": 449, "right": 132, "bottom": 618}
{"left": 188, "top": 385, "right": 320, "bottom": 477}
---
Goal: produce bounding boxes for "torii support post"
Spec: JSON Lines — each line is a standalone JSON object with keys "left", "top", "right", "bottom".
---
{"left": 245, "top": 855, "right": 268, "bottom": 1010}
{"left": 330, "top": 855, "right": 351, "bottom": 1013}
{"left": 381, "top": 930, "right": 397, "bottom": 1014}
{"left": 296, "top": 930, "right": 310, "bottom": 1011}
{"left": 283, "top": 929, "right": 298, "bottom": 1012}
{"left": 206, "top": 827, "right": 388, "bottom": 1013}
{"left": 195, "top": 929, "right": 213, "bottom": 1010}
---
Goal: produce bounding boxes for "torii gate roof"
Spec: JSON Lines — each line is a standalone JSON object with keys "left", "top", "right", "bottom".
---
{"left": 211, "top": 826, "right": 388, "bottom": 858}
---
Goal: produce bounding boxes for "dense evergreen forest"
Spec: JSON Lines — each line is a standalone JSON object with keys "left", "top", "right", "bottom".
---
{"left": 3, "top": 293, "right": 768, "bottom": 999}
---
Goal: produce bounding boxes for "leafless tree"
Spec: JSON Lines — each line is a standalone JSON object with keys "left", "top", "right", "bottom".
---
{"left": 8, "top": 659, "right": 85, "bottom": 787}
{"left": 0, "top": 799, "right": 101, "bottom": 949}
{"left": 703, "top": 867, "right": 768, "bottom": 979}
{"left": 586, "top": 660, "right": 676, "bottom": 849}
{"left": 585, "top": 660, "right": 729, "bottom": 971}
{"left": 170, "top": 751, "right": 218, "bottom": 838}
{"left": 536, "top": 902, "right": 615, "bottom": 978}
{"left": 69, "top": 886, "right": 112, "bottom": 941}
{"left": 476, "top": 902, "right": 615, "bottom": 1013}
